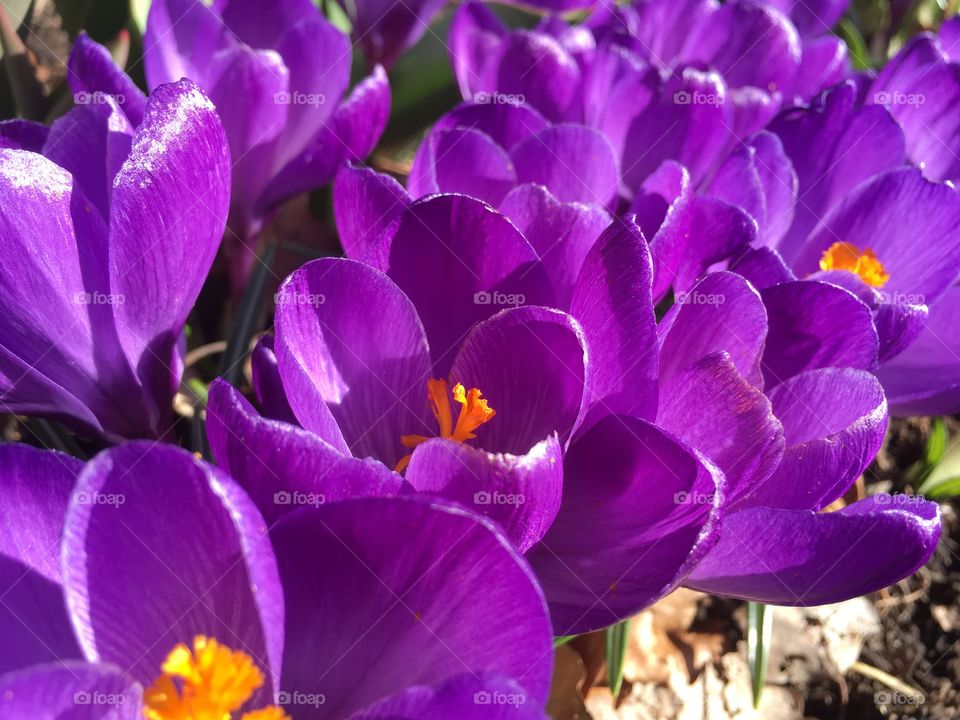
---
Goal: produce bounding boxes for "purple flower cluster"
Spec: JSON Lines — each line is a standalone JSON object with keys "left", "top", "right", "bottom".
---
{"left": 0, "top": 0, "right": 956, "bottom": 716}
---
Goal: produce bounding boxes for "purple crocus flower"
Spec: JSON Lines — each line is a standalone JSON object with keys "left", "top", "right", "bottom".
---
{"left": 0, "top": 76, "right": 229, "bottom": 441}
{"left": 869, "top": 16, "right": 960, "bottom": 184}
{"left": 449, "top": 0, "right": 846, "bottom": 193}
{"left": 334, "top": 0, "right": 449, "bottom": 69}
{"left": 209, "top": 197, "right": 725, "bottom": 635}
{"left": 0, "top": 442, "right": 553, "bottom": 718}
{"left": 655, "top": 270, "right": 940, "bottom": 603}
{"left": 76, "top": 0, "right": 390, "bottom": 285}
{"left": 700, "top": 80, "right": 960, "bottom": 415}
{"left": 217, "top": 176, "right": 938, "bottom": 631}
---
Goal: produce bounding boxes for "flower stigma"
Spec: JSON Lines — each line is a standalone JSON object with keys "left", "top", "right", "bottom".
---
{"left": 395, "top": 378, "right": 496, "bottom": 472}
{"left": 143, "top": 635, "right": 289, "bottom": 720}
{"left": 818, "top": 241, "right": 890, "bottom": 288}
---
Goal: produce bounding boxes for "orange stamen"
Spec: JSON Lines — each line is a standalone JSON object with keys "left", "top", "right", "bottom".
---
{"left": 819, "top": 241, "right": 890, "bottom": 288}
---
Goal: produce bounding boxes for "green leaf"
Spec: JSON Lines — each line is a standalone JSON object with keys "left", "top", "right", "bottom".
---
{"left": 747, "top": 602, "right": 773, "bottom": 708}
{"left": 605, "top": 619, "right": 630, "bottom": 698}
{"left": 838, "top": 18, "right": 872, "bottom": 70}
{"left": 187, "top": 378, "right": 209, "bottom": 404}
{"left": 919, "top": 429, "right": 960, "bottom": 499}
{"left": 925, "top": 417, "right": 947, "bottom": 465}
{"left": 553, "top": 635, "right": 575, "bottom": 648}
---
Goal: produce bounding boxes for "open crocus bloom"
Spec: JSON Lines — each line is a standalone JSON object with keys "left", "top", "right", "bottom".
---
{"left": 0, "top": 442, "right": 553, "bottom": 719}
{"left": 215, "top": 187, "right": 938, "bottom": 632}
{"left": 654, "top": 270, "right": 940, "bottom": 602}
{"left": 65, "top": 0, "right": 389, "bottom": 285}
{"left": 209, "top": 193, "right": 725, "bottom": 635}
{"left": 698, "top": 80, "right": 960, "bottom": 415}
{"left": 0, "top": 76, "right": 229, "bottom": 441}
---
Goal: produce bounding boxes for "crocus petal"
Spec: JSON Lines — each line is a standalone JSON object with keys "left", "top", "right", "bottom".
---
{"left": 686, "top": 496, "right": 940, "bottom": 605}
{"left": 383, "top": 195, "right": 556, "bottom": 375}
{"left": 62, "top": 443, "right": 285, "bottom": 695}
{"left": 728, "top": 246, "right": 797, "bottom": 289}
{"left": 274, "top": 258, "right": 432, "bottom": 468}
{"left": 0, "top": 445, "right": 82, "bottom": 675}
{"left": 0, "top": 119, "right": 48, "bottom": 151}
{"left": 622, "top": 68, "right": 733, "bottom": 190}
{"left": 940, "top": 16, "right": 960, "bottom": 62}
{"left": 41, "top": 101, "right": 133, "bottom": 221}
{"left": 871, "top": 34, "right": 960, "bottom": 183}
{"left": 144, "top": 0, "right": 227, "bottom": 89}
{"left": 333, "top": 163, "right": 411, "bottom": 270}
{"left": 409, "top": 126, "right": 518, "bottom": 207}
{"left": 485, "top": 31, "right": 581, "bottom": 122}
{"left": 268, "top": 17, "right": 350, "bottom": 170}
{"left": 431, "top": 100, "right": 548, "bottom": 152}
{"left": 405, "top": 435, "right": 563, "bottom": 553}
{"left": 0, "top": 662, "right": 142, "bottom": 720}
{"left": 340, "top": 0, "right": 449, "bottom": 69}
{"left": 528, "top": 415, "right": 723, "bottom": 635}
{"left": 659, "top": 271, "right": 768, "bottom": 387}
{"left": 707, "top": 131, "right": 797, "bottom": 247}
{"left": 791, "top": 35, "right": 848, "bottom": 101}
{"left": 0, "top": 150, "right": 149, "bottom": 439}
{"left": 877, "top": 286, "right": 960, "bottom": 415}
{"left": 500, "top": 183, "right": 611, "bottom": 307}
{"left": 765, "top": 0, "right": 847, "bottom": 37}
{"left": 250, "top": 334, "right": 298, "bottom": 424}
{"left": 570, "top": 216, "right": 659, "bottom": 425}
{"left": 793, "top": 167, "right": 960, "bottom": 305}
{"left": 68, "top": 33, "right": 147, "bottom": 127}
{"left": 648, "top": 194, "right": 757, "bottom": 301}
{"left": 449, "top": 306, "right": 587, "bottom": 455}
{"left": 256, "top": 66, "right": 392, "bottom": 214}
{"left": 769, "top": 81, "right": 906, "bottom": 263}
{"left": 510, "top": 125, "right": 620, "bottom": 207}
{"left": 751, "top": 368, "right": 887, "bottom": 510}
{"left": 349, "top": 673, "right": 545, "bottom": 719}
{"left": 204, "top": 43, "right": 289, "bottom": 223}
{"left": 220, "top": 0, "right": 316, "bottom": 48}
{"left": 679, "top": 1, "right": 801, "bottom": 96}
{"left": 449, "top": 1, "right": 507, "bottom": 100}
{"left": 108, "top": 80, "right": 230, "bottom": 430}
{"left": 809, "top": 269, "right": 928, "bottom": 363}
{"left": 761, "top": 280, "right": 878, "bottom": 386}
{"left": 272, "top": 496, "right": 554, "bottom": 716}
{"left": 332, "top": 65, "right": 391, "bottom": 162}
{"left": 207, "top": 379, "right": 401, "bottom": 523}
{"left": 657, "top": 353, "right": 784, "bottom": 508}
